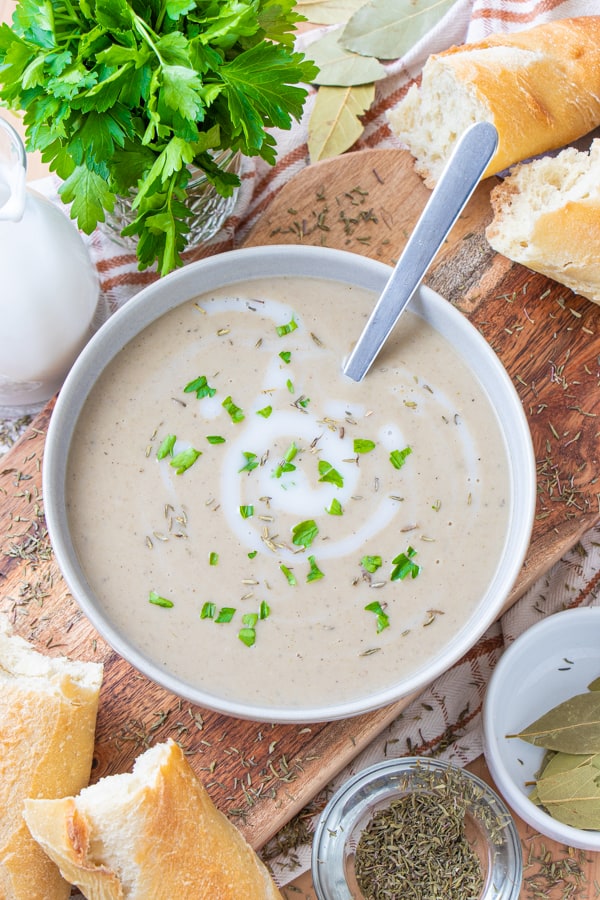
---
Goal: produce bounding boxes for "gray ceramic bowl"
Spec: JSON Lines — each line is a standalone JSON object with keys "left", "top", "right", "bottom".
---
{"left": 43, "top": 245, "right": 536, "bottom": 722}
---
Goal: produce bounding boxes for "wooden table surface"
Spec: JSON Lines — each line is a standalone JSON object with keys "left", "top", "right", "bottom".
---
{"left": 2, "top": 3, "right": 600, "bottom": 896}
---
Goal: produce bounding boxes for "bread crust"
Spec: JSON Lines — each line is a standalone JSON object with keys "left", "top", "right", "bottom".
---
{"left": 486, "top": 140, "right": 600, "bottom": 303}
{"left": 388, "top": 17, "right": 600, "bottom": 186}
{"left": 24, "top": 740, "right": 283, "bottom": 900}
{"left": 0, "top": 615, "right": 103, "bottom": 900}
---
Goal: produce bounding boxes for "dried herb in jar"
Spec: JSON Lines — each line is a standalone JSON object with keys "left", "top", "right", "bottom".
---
{"left": 354, "top": 786, "right": 484, "bottom": 899}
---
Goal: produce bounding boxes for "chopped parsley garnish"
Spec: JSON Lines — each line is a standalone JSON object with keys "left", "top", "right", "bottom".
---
{"left": 157, "top": 434, "right": 176, "bottom": 459}
{"left": 184, "top": 375, "right": 216, "bottom": 399}
{"left": 318, "top": 459, "right": 344, "bottom": 488}
{"left": 222, "top": 396, "right": 245, "bottom": 423}
{"left": 149, "top": 591, "right": 174, "bottom": 608}
{"left": 215, "top": 607, "right": 236, "bottom": 623}
{"left": 365, "top": 600, "right": 389, "bottom": 633}
{"left": 200, "top": 601, "right": 216, "bottom": 619}
{"left": 279, "top": 351, "right": 292, "bottom": 364}
{"left": 239, "top": 505, "right": 254, "bottom": 519}
{"left": 274, "top": 442, "right": 297, "bottom": 478}
{"left": 291, "top": 519, "right": 319, "bottom": 548}
{"left": 306, "top": 555, "right": 324, "bottom": 582}
{"left": 259, "top": 600, "right": 270, "bottom": 619}
{"left": 286, "top": 378, "right": 294, "bottom": 393}
{"left": 239, "top": 626, "right": 256, "bottom": 647}
{"left": 239, "top": 452, "right": 259, "bottom": 473}
{"left": 361, "top": 555, "right": 382, "bottom": 574}
{"left": 209, "top": 552, "right": 219, "bottom": 566}
{"left": 238, "top": 604, "right": 270, "bottom": 648}
{"left": 256, "top": 405, "right": 273, "bottom": 418}
{"left": 276, "top": 317, "right": 298, "bottom": 337}
{"left": 202, "top": 604, "right": 237, "bottom": 624}
{"left": 206, "top": 435, "right": 225, "bottom": 444}
{"left": 248, "top": 550, "right": 258, "bottom": 559}
{"left": 390, "top": 446, "right": 412, "bottom": 470}
{"left": 170, "top": 447, "right": 201, "bottom": 474}
{"left": 280, "top": 563, "right": 296, "bottom": 585}
{"left": 391, "top": 546, "right": 421, "bottom": 581}
{"left": 354, "top": 439, "right": 376, "bottom": 454}
{"left": 326, "top": 497, "right": 343, "bottom": 516}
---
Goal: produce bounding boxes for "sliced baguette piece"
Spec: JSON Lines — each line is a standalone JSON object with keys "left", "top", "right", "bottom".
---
{"left": 387, "top": 17, "right": 600, "bottom": 188}
{"left": 0, "top": 613, "right": 103, "bottom": 900}
{"left": 486, "top": 138, "right": 600, "bottom": 303}
{"left": 23, "top": 739, "right": 283, "bottom": 900}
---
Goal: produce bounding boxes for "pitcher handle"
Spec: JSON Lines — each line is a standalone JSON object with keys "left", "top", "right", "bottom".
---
{"left": 0, "top": 115, "right": 27, "bottom": 222}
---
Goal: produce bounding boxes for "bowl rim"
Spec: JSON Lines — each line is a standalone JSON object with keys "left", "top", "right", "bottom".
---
{"left": 483, "top": 606, "right": 600, "bottom": 851}
{"left": 43, "top": 244, "right": 537, "bottom": 723}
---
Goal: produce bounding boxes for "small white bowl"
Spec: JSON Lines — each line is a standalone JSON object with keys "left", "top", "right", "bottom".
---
{"left": 483, "top": 606, "right": 600, "bottom": 851}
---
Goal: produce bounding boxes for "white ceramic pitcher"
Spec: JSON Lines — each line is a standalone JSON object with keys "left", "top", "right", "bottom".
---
{"left": 0, "top": 116, "right": 103, "bottom": 415}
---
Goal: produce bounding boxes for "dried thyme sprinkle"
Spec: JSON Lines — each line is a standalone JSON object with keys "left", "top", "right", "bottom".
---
{"left": 354, "top": 781, "right": 485, "bottom": 899}
{"left": 523, "top": 841, "right": 589, "bottom": 899}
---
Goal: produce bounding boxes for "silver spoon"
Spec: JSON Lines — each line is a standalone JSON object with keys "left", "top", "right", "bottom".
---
{"left": 343, "top": 121, "right": 499, "bottom": 382}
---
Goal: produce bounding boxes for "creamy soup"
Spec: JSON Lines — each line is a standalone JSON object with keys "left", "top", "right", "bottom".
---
{"left": 67, "top": 276, "right": 511, "bottom": 711}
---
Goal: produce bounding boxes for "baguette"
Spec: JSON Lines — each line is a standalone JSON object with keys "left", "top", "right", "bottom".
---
{"left": 387, "top": 17, "right": 600, "bottom": 188}
{"left": 23, "top": 739, "right": 283, "bottom": 900}
{"left": 0, "top": 614, "right": 103, "bottom": 900}
{"left": 486, "top": 139, "right": 600, "bottom": 303}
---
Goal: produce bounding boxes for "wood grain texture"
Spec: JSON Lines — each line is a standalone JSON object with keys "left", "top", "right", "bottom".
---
{"left": 2, "top": 148, "right": 599, "bottom": 864}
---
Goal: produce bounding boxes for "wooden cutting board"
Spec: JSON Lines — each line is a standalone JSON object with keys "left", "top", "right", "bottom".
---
{"left": 2, "top": 148, "right": 599, "bottom": 852}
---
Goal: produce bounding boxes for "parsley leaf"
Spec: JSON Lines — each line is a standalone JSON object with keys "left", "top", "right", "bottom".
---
{"left": 326, "top": 497, "right": 343, "bottom": 516}
{"left": 184, "top": 374, "right": 216, "bottom": 398}
{"left": 280, "top": 563, "right": 296, "bottom": 585}
{"left": 391, "top": 546, "right": 421, "bottom": 581}
{"left": 157, "top": 433, "right": 177, "bottom": 459}
{"left": 390, "top": 446, "right": 412, "bottom": 470}
{"left": 149, "top": 590, "right": 174, "bottom": 608}
{"left": 365, "top": 600, "right": 389, "bottom": 633}
{"left": 59, "top": 165, "right": 115, "bottom": 233}
{"left": 306, "top": 555, "right": 324, "bottom": 582}
{"left": 223, "top": 395, "right": 245, "bottom": 423}
{"left": 318, "top": 459, "right": 344, "bottom": 488}
{"left": 361, "top": 555, "right": 382, "bottom": 574}
{"left": 170, "top": 447, "right": 201, "bottom": 474}
{"left": 291, "top": 519, "right": 318, "bottom": 548}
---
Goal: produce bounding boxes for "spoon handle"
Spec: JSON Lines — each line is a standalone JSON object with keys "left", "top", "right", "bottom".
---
{"left": 343, "top": 121, "right": 499, "bottom": 382}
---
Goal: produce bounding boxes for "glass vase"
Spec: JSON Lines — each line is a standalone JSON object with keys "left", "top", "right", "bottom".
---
{"left": 101, "top": 150, "right": 243, "bottom": 252}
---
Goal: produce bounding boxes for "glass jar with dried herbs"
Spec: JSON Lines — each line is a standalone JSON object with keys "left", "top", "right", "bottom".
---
{"left": 312, "top": 758, "right": 522, "bottom": 900}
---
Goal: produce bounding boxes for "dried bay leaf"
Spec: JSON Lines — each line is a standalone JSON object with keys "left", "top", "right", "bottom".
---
{"left": 341, "top": 0, "right": 458, "bottom": 60}
{"left": 296, "top": 0, "right": 368, "bottom": 26}
{"left": 307, "top": 29, "right": 387, "bottom": 86}
{"left": 588, "top": 675, "right": 600, "bottom": 692}
{"left": 308, "top": 83, "right": 375, "bottom": 161}
{"left": 508, "top": 692, "right": 600, "bottom": 754}
{"left": 535, "top": 752, "right": 600, "bottom": 829}
{"left": 539, "top": 750, "right": 599, "bottom": 780}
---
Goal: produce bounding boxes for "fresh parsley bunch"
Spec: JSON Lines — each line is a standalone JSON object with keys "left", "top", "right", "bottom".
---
{"left": 0, "top": 0, "right": 317, "bottom": 274}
